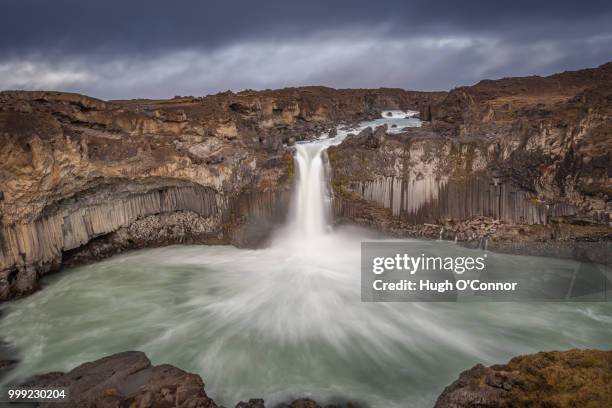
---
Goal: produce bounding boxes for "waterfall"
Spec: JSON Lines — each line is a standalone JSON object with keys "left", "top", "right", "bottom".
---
{"left": 288, "top": 142, "right": 331, "bottom": 238}
{"left": 277, "top": 111, "right": 420, "bottom": 245}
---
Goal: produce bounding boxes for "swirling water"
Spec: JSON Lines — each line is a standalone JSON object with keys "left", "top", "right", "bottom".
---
{"left": 0, "top": 116, "right": 611, "bottom": 407}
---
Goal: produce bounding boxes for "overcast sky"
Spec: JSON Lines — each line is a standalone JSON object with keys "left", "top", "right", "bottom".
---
{"left": 1, "top": 0, "right": 611, "bottom": 99}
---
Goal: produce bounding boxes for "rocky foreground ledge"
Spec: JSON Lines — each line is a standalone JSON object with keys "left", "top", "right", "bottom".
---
{"left": 13, "top": 349, "right": 612, "bottom": 408}
{"left": 20, "top": 351, "right": 351, "bottom": 408}
{"left": 434, "top": 349, "right": 612, "bottom": 408}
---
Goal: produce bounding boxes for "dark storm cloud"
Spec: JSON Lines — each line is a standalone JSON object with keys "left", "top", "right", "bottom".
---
{"left": 1, "top": 0, "right": 611, "bottom": 99}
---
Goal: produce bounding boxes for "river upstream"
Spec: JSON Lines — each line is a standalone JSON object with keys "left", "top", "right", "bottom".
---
{"left": 1, "top": 113, "right": 611, "bottom": 407}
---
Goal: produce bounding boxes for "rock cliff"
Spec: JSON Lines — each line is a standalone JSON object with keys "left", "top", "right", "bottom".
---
{"left": 2, "top": 63, "right": 611, "bottom": 301}
{"left": 0, "top": 87, "right": 441, "bottom": 301}
{"left": 329, "top": 62, "right": 612, "bottom": 255}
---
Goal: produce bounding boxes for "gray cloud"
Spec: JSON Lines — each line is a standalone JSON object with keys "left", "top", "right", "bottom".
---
{"left": 1, "top": 1, "right": 611, "bottom": 99}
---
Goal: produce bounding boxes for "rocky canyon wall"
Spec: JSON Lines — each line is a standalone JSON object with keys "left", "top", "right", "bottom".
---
{"left": 0, "top": 87, "right": 441, "bottom": 301}
{"left": 330, "top": 62, "right": 612, "bottom": 247}
{"left": 2, "top": 63, "right": 610, "bottom": 301}
{"left": 330, "top": 129, "right": 566, "bottom": 226}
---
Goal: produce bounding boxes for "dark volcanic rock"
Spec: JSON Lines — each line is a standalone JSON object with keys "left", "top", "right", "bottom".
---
{"left": 343, "top": 125, "right": 387, "bottom": 149}
{"left": 236, "top": 399, "right": 266, "bottom": 408}
{"left": 236, "top": 398, "right": 266, "bottom": 408}
{"left": 24, "top": 351, "right": 218, "bottom": 408}
{"left": 434, "top": 349, "right": 612, "bottom": 408}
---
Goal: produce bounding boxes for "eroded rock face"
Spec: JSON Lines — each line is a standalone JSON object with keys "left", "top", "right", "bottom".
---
{"left": 23, "top": 351, "right": 219, "bottom": 408}
{"left": 329, "top": 62, "right": 612, "bottom": 249}
{"left": 434, "top": 349, "right": 612, "bottom": 408}
{"left": 0, "top": 88, "right": 443, "bottom": 301}
{"left": 2, "top": 64, "right": 611, "bottom": 301}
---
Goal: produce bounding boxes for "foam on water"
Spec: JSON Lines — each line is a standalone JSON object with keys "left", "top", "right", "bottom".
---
{"left": 381, "top": 110, "right": 419, "bottom": 119}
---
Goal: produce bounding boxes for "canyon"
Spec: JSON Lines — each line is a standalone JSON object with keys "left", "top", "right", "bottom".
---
{"left": 0, "top": 87, "right": 440, "bottom": 301}
{"left": 0, "top": 62, "right": 611, "bottom": 407}
{"left": 2, "top": 63, "right": 611, "bottom": 301}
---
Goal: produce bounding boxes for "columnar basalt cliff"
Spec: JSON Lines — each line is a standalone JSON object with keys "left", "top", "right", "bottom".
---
{"left": 0, "top": 87, "right": 441, "bottom": 301}
{"left": 329, "top": 63, "right": 612, "bottom": 253}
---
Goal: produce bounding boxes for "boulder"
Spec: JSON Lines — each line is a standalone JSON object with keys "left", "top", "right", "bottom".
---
{"left": 343, "top": 125, "right": 386, "bottom": 149}
{"left": 23, "top": 351, "right": 218, "bottom": 408}
{"left": 236, "top": 399, "right": 266, "bottom": 408}
{"left": 434, "top": 349, "right": 612, "bottom": 408}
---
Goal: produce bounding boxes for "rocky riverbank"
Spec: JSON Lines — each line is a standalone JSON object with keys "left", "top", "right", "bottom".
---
{"left": 11, "top": 349, "right": 612, "bottom": 407}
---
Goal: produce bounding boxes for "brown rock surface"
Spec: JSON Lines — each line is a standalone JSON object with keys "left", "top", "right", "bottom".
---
{"left": 23, "top": 351, "right": 218, "bottom": 408}
{"left": 19, "top": 349, "right": 612, "bottom": 408}
{"left": 22, "top": 351, "right": 362, "bottom": 408}
{"left": 0, "top": 87, "right": 440, "bottom": 301}
{"left": 434, "top": 349, "right": 612, "bottom": 408}
{"left": 330, "top": 62, "right": 612, "bottom": 252}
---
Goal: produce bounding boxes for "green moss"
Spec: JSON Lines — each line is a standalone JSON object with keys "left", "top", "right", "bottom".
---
{"left": 283, "top": 151, "right": 294, "bottom": 179}
{"left": 327, "top": 148, "right": 337, "bottom": 163}
{"left": 505, "top": 350, "right": 612, "bottom": 408}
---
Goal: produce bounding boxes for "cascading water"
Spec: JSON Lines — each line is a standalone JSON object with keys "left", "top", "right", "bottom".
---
{"left": 0, "top": 115, "right": 611, "bottom": 408}
{"left": 277, "top": 125, "right": 356, "bottom": 244}
{"left": 288, "top": 142, "right": 330, "bottom": 238}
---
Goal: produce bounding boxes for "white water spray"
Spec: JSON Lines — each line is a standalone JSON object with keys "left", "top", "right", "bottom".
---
{"left": 289, "top": 143, "right": 330, "bottom": 237}
{"left": 382, "top": 110, "right": 419, "bottom": 118}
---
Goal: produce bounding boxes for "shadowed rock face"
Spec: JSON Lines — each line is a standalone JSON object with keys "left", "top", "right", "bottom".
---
{"left": 434, "top": 349, "right": 612, "bottom": 408}
{"left": 329, "top": 62, "right": 612, "bottom": 251}
{"left": 0, "top": 87, "right": 442, "bottom": 301}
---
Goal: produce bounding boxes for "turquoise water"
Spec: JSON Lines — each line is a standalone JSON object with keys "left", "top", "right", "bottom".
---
{"left": 1, "top": 227, "right": 611, "bottom": 407}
